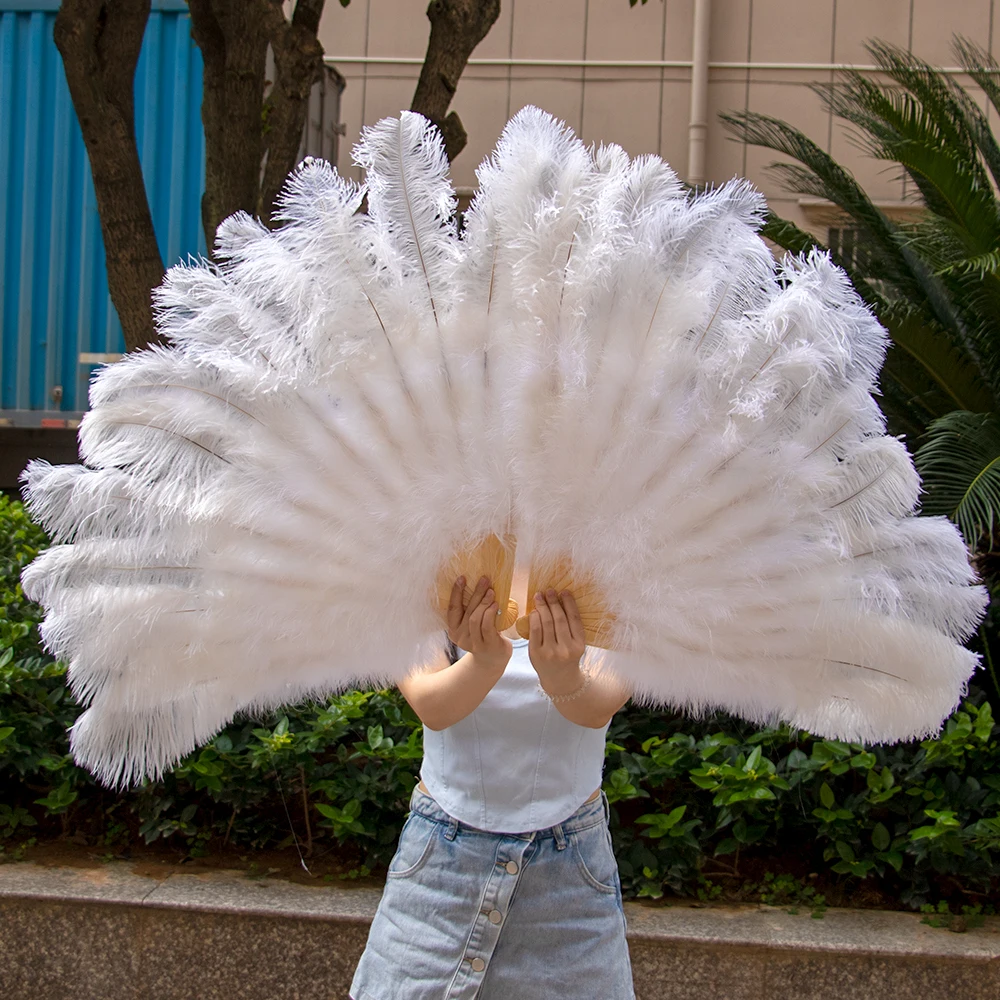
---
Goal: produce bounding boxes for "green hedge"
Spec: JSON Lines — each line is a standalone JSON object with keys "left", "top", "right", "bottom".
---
{"left": 1, "top": 495, "right": 998, "bottom": 912}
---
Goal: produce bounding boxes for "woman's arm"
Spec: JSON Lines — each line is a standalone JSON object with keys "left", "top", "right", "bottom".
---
{"left": 398, "top": 648, "right": 507, "bottom": 731}
{"left": 528, "top": 589, "right": 631, "bottom": 728}
{"left": 398, "top": 575, "right": 512, "bottom": 731}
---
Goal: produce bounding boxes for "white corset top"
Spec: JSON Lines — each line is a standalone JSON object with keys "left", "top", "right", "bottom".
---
{"left": 419, "top": 639, "right": 609, "bottom": 834}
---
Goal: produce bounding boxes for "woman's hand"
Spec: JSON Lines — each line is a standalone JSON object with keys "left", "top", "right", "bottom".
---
{"left": 398, "top": 576, "right": 510, "bottom": 729}
{"left": 528, "top": 589, "right": 587, "bottom": 696}
{"left": 447, "top": 575, "right": 512, "bottom": 670}
{"left": 529, "top": 589, "right": 631, "bottom": 728}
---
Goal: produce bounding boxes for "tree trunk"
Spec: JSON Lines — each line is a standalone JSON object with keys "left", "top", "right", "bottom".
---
{"left": 55, "top": 1, "right": 496, "bottom": 355}
{"left": 188, "top": 0, "right": 271, "bottom": 251}
{"left": 258, "top": 0, "right": 327, "bottom": 225}
{"left": 410, "top": 0, "right": 502, "bottom": 162}
{"left": 54, "top": 0, "right": 165, "bottom": 353}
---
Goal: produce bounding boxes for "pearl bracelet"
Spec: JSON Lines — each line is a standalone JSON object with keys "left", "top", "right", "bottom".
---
{"left": 538, "top": 670, "right": 592, "bottom": 704}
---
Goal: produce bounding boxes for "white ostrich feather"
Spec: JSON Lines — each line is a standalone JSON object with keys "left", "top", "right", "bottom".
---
{"left": 21, "top": 107, "right": 987, "bottom": 788}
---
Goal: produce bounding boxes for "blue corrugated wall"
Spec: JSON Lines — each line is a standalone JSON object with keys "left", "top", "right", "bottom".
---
{"left": 0, "top": 1, "right": 205, "bottom": 415}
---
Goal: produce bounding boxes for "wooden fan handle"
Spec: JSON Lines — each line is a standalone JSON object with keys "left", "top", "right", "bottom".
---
{"left": 516, "top": 611, "right": 615, "bottom": 648}
{"left": 498, "top": 599, "right": 519, "bottom": 632}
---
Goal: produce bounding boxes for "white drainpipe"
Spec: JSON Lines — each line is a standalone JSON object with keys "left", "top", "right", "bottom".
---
{"left": 687, "top": 0, "right": 712, "bottom": 186}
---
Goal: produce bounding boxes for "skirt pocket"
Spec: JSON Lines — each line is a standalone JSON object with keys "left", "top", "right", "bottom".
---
{"left": 570, "top": 823, "right": 620, "bottom": 894}
{"left": 386, "top": 812, "right": 439, "bottom": 880}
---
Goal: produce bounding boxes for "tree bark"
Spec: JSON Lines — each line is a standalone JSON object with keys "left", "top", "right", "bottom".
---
{"left": 54, "top": 0, "right": 165, "bottom": 353}
{"left": 410, "top": 0, "right": 502, "bottom": 162}
{"left": 55, "top": 1, "right": 497, "bottom": 355}
{"left": 258, "top": 0, "right": 327, "bottom": 225}
{"left": 188, "top": 0, "right": 271, "bottom": 251}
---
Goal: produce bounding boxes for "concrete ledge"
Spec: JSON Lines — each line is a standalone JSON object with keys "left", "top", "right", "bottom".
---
{"left": 1, "top": 862, "right": 998, "bottom": 999}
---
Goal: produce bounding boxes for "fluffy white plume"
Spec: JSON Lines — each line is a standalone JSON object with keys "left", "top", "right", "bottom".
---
{"left": 21, "top": 108, "right": 987, "bottom": 787}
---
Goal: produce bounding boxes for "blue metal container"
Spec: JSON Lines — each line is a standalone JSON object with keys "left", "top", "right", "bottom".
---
{"left": 0, "top": 0, "right": 205, "bottom": 424}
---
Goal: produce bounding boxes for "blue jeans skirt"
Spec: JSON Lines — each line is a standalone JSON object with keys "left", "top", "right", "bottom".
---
{"left": 350, "top": 787, "right": 635, "bottom": 1000}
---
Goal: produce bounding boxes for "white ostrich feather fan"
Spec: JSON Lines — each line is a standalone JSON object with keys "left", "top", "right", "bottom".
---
{"left": 22, "top": 108, "right": 987, "bottom": 788}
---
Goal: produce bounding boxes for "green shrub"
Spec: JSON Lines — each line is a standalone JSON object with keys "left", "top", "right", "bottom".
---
{"left": 605, "top": 701, "right": 999, "bottom": 907}
{"left": 2, "top": 496, "right": 998, "bottom": 908}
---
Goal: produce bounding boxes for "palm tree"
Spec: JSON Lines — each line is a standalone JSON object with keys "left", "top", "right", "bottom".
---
{"left": 721, "top": 39, "right": 1000, "bottom": 695}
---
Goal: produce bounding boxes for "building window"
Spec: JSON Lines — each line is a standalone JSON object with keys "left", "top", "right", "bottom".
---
{"left": 827, "top": 226, "right": 874, "bottom": 274}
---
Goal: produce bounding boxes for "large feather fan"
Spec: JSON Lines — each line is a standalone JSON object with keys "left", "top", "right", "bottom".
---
{"left": 22, "top": 108, "right": 987, "bottom": 787}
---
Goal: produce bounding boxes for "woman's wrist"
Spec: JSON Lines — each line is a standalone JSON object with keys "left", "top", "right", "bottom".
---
{"left": 462, "top": 648, "right": 510, "bottom": 674}
{"left": 536, "top": 662, "right": 586, "bottom": 698}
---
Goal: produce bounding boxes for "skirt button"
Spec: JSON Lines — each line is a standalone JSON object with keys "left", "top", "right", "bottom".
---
{"left": 505, "top": 861, "right": 519, "bottom": 875}
{"left": 488, "top": 909, "right": 503, "bottom": 924}
{"left": 471, "top": 958, "right": 486, "bottom": 972}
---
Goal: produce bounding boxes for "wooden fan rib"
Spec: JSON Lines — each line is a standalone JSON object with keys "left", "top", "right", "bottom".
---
{"left": 436, "top": 533, "right": 517, "bottom": 630}
{"left": 520, "top": 556, "right": 616, "bottom": 649}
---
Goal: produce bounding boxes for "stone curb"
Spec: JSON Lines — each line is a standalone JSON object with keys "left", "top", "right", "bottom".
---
{"left": 1, "top": 862, "right": 998, "bottom": 999}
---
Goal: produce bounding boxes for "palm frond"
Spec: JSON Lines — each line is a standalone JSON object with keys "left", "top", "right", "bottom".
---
{"left": 867, "top": 40, "right": 986, "bottom": 172}
{"left": 758, "top": 215, "right": 991, "bottom": 427}
{"left": 876, "top": 352, "right": 949, "bottom": 440}
{"left": 954, "top": 36, "right": 1000, "bottom": 185}
{"left": 936, "top": 249, "right": 1000, "bottom": 279}
{"left": 724, "top": 46, "right": 1000, "bottom": 434}
{"left": 764, "top": 164, "right": 901, "bottom": 278}
{"left": 915, "top": 410, "right": 1000, "bottom": 546}
{"left": 758, "top": 210, "right": 825, "bottom": 257}
{"left": 818, "top": 74, "right": 991, "bottom": 218}
{"left": 880, "top": 307, "right": 994, "bottom": 416}
{"left": 721, "top": 111, "right": 886, "bottom": 230}
{"left": 721, "top": 110, "right": 970, "bottom": 345}
{"left": 814, "top": 41, "right": 1000, "bottom": 230}
{"left": 902, "top": 215, "right": 1000, "bottom": 394}
{"left": 888, "top": 142, "right": 1000, "bottom": 252}
{"left": 721, "top": 112, "right": 912, "bottom": 286}
{"left": 941, "top": 41, "right": 1000, "bottom": 191}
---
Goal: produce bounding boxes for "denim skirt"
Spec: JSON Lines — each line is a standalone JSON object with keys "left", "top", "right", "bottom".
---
{"left": 350, "top": 787, "right": 634, "bottom": 1000}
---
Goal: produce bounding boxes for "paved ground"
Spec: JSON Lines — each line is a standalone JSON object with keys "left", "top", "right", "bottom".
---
{"left": 2, "top": 862, "right": 998, "bottom": 999}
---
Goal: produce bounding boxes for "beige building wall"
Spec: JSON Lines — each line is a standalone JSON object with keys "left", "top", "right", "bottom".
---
{"left": 318, "top": 0, "right": 996, "bottom": 238}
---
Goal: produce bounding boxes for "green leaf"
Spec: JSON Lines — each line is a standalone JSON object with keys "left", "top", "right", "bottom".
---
{"left": 714, "top": 837, "right": 739, "bottom": 856}
{"left": 0, "top": 726, "right": 14, "bottom": 743}
{"left": 872, "top": 822, "right": 891, "bottom": 851}
{"left": 915, "top": 411, "right": 1000, "bottom": 543}
{"left": 880, "top": 850, "right": 905, "bottom": 872}
{"left": 819, "top": 782, "right": 835, "bottom": 809}
{"left": 973, "top": 701, "right": 994, "bottom": 741}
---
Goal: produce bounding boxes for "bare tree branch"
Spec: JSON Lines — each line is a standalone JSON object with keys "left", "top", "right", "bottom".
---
{"left": 410, "top": 0, "right": 501, "bottom": 161}
{"left": 54, "top": 0, "right": 165, "bottom": 352}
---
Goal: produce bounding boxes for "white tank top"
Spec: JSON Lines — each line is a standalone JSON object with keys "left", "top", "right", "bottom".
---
{"left": 419, "top": 639, "right": 609, "bottom": 834}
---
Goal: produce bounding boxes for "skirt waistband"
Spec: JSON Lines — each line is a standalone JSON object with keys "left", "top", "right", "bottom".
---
{"left": 407, "top": 784, "right": 610, "bottom": 840}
